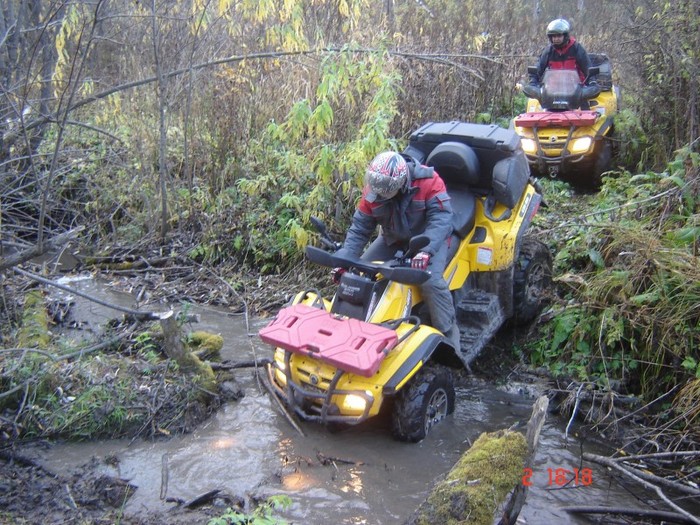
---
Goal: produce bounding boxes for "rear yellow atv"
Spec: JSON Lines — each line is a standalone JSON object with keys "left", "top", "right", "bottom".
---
{"left": 513, "top": 53, "right": 619, "bottom": 189}
{"left": 260, "top": 121, "right": 553, "bottom": 442}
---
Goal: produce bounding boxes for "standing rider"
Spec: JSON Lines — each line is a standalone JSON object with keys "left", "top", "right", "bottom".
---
{"left": 529, "top": 18, "right": 592, "bottom": 85}
{"left": 333, "top": 151, "right": 460, "bottom": 349}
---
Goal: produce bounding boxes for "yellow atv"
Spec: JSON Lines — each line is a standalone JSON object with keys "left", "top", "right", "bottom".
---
{"left": 260, "top": 121, "right": 552, "bottom": 442}
{"left": 513, "top": 53, "right": 619, "bottom": 189}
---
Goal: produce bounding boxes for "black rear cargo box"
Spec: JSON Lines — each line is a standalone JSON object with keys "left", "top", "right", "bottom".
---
{"left": 588, "top": 53, "right": 613, "bottom": 90}
{"left": 403, "top": 121, "right": 529, "bottom": 208}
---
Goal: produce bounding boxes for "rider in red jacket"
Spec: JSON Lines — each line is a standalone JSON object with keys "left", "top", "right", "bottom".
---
{"left": 334, "top": 151, "right": 459, "bottom": 349}
{"left": 529, "top": 19, "right": 593, "bottom": 85}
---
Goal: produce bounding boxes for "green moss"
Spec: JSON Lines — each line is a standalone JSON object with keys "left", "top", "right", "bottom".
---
{"left": 414, "top": 430, "right": 528, "bottom": 525}
{"left": 187, "top": 330, "right": 224, "bottom": 360}
{"left": 17, "top": 290, "right": 51, "bottom": 349}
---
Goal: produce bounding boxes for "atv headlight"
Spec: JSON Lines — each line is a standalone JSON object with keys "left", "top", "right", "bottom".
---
{"left": 520, "top": 138, "right": 537, "bottom": 154}
{"left": 570, "top": 136, "right": 593, "bottom": 154}
{"left": 342, "top": 392, "right": 373, "bottom": 413}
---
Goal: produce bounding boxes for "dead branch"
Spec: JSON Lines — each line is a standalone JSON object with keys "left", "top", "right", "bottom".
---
{"left": 14, "top": 267, "right": 167, "bottom": 321}
{"left": 562, "top": 505, "right": 697, "bottom": 524}
{"left": 210, "top": 359, "right": 271, "bottom": 370}
{"left": 583, "top": 452, "right": 700, "bottom": 524}
{"left": 0, "top": 227, "right": 84, "bottom": 272}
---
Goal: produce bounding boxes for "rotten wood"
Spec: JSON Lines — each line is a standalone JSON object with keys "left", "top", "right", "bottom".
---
{"left": 159, "top": 312, "right": 216, "bottom": 388}
{"left": 497, "top": 395, "right": 549, "bottom": 525}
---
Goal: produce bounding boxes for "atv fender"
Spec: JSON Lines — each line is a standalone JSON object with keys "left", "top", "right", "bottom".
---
{"left": 382, "top": 331, "right": 454, "bottom": 395}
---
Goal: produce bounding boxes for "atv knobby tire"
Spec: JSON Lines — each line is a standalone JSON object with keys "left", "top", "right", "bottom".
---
{"left": 592, "top": 140, "right": 613, "bottom": 187}
{"left": 391, "top": 364, "right": 455, "bottom": 442}
{"left": 513, "top": 236, "right": 552, "bottom": 325}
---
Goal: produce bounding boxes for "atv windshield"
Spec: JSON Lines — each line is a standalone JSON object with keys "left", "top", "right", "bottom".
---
{"left": 540, "top": 69, "right": 582, "bottom": 110}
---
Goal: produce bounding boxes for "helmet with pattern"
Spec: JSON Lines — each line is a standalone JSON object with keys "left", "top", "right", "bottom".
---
{"left": 365, "top": 151, "right": 409, "bottom": 200}
{"left": 546, "top": 18, "right": 570, "bottom": 48}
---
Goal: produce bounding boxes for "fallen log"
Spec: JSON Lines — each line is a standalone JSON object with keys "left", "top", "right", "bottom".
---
{"left": 0, "top": 227, "right": 84, "bottom": 271}
{"left": 583, "top": 452, "right": 700, "bottom": 525}
{"left": 406, "top": 395, "right": 549, "bottom": 525}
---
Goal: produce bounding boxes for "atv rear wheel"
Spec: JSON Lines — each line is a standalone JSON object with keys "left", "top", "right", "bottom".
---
{"left": 513, "top": 236, "right": 552, "bottom": 325}
{"left": 391, "top": 365, "right": 455, "bottom": 442}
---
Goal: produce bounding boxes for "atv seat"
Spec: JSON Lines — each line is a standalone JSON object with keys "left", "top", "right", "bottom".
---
{"left": 426, "top": 142, "right": 479, "bottom": 239}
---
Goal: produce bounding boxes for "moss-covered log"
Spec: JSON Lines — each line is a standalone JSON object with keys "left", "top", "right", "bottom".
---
{"left": 17, "top": 290, "right": 51, "bottom": 349}
{"left": 406, "top": 396, "right": 549, "bottom": 525}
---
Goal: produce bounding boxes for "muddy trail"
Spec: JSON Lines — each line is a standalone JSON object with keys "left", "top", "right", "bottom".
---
{"left": 3, "top": 276, "right": 695, "bottom": 525}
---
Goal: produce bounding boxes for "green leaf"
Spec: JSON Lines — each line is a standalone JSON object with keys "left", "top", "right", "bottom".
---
{"left": 588, "top": 249, "right": 605, "bottom": 268}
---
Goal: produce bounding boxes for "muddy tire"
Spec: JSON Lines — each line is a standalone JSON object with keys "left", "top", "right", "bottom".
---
{"left": 391, "top": 365, "right": 455, "bottom": 442}
{"left": 513, "top": 236, "right": 552, "bottom": 325}
{"left": 592, "top": 140, "right": 613, "bottom": 188}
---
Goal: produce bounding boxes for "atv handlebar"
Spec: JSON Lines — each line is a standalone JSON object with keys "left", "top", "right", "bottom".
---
{"left": 305, "top": 246, "right": 430, "bottom": 285}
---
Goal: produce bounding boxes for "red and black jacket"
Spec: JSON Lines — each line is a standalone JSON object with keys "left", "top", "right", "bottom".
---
{"left": 531, "top": 37, "right": 591, "bottom": 84}
{"left": 337, "top": 163, "right": 453, "bottom": 258}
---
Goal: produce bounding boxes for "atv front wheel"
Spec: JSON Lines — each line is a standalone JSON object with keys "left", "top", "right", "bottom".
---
{"left": 391, "top": 365, "right": 455, "bottom": 442}
{"left": 513, "top": 236, "right": 553, "bottom": 325}
{"left": 592, "top": 140, "right": 613, "bottom": 187}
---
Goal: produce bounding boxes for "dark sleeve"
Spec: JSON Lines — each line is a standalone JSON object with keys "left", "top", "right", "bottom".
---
{"left": 422, "top": 183, "right": 453, "bottom": 256}
{"left": 576, "top": 44, "right": 592, "bottom": 82}
{"left": 335, "top": 207, "right": 376, "bottom": 259}
{"left": 530, "top": 47, "right": 550, "bottom": 84}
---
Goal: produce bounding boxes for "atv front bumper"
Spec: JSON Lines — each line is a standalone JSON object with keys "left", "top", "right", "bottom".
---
{"left": 267, "top": 355, "right": 375, "bottom": 425}
{"left": 525, "top": 151, "right": 594, "bottom": 177}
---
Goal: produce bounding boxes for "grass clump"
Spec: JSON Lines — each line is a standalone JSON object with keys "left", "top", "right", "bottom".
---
{"left": 529, "top": 146, "right": 700, "bottom": 429}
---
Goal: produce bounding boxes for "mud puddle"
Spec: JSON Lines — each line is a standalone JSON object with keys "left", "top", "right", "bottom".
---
{"left": 26, "top": 277, "right": 639, "bottom": 524}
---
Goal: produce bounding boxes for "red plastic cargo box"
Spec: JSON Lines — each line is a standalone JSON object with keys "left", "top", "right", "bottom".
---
{"left": 514, "top": 110, "right": 599, "bottom": 128}
{"left": 259, "top": 304, "right": 398, "bottom": 377}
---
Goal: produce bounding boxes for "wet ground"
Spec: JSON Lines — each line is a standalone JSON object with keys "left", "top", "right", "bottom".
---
{"left": 0, "top": 277, "right": 665, "bottom": 524}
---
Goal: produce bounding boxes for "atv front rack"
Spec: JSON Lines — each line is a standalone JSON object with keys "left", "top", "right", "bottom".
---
{"left": 259, "top": 303, "right": 398, "bottom": 377}
{"left": 514, "top": 110, "right": 599, "bottom": 128}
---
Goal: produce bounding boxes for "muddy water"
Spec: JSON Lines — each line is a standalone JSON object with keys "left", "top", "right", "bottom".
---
{"left": 32, "top": 277, "right": 636, "bottom": 524}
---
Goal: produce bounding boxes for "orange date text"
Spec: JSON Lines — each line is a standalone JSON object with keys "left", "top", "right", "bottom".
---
{"left": 522, "top": 467, "right": 593, "bottom": 487}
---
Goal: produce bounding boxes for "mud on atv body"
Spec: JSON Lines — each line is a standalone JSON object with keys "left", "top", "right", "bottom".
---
{"left": 261, "top": 121, "right": 552, "bottom": 442}
{"left": 513, "top": 53, "right": 619, "bottom": 190}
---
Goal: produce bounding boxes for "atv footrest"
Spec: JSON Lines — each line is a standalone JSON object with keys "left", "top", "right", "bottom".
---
{"left": 259, "top": 304, "right": 398, "bottom": 377}
{"left": 456, "top": 291, "right": 505, "bottom": 366}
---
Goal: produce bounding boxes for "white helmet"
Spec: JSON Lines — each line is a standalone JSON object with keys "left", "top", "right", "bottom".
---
{"left": 365, "top": 152, "right": 409, "bottom": 200}
{"left": 546, "top": 19, "right": 571, "bottom": 48}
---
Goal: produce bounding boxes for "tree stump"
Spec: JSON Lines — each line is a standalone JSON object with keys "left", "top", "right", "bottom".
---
{"left": 159, "top": 311, "right": 216, "bottom": 391}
